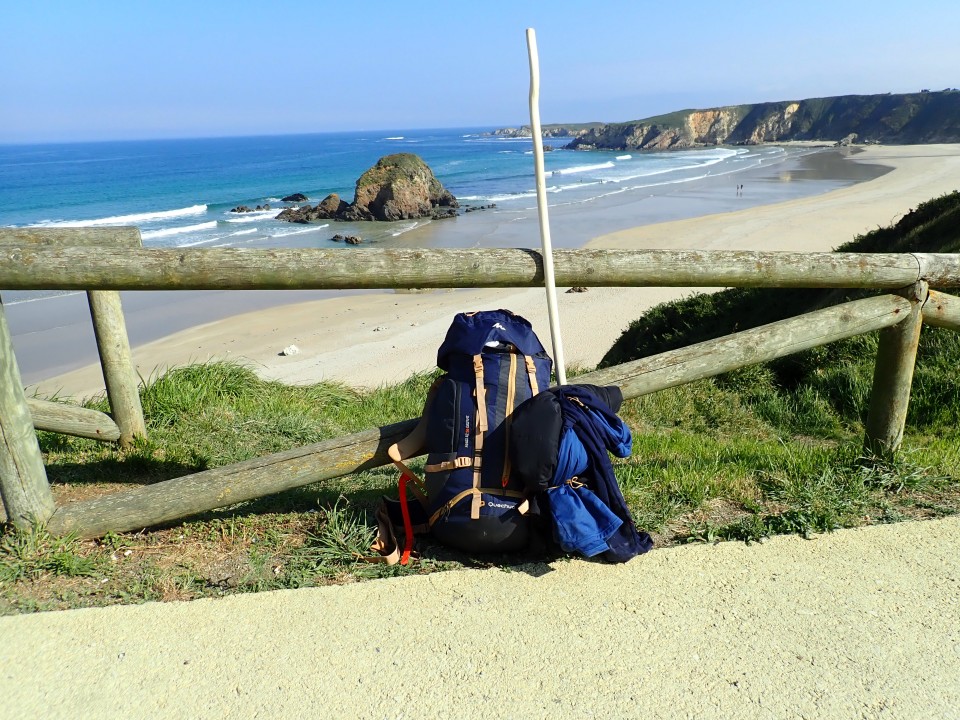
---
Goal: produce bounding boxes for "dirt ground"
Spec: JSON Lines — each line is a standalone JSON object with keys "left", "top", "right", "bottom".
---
{"left": 1, "top": 516, "right": 958, "bottom": 719}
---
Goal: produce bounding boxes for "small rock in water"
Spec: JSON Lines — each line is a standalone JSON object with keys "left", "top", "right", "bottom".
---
{"left": 330, "top": 234, "right": 363, "bottom": 244}
{"left": 279, "top": 344, "right": 300, "bottom": 357}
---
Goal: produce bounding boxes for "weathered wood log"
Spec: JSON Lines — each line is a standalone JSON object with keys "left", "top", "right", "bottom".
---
{"left": 922, "top": 289, "right": 960, "bottom": 331}
{"left": 45, "top": 294, "right": 911, "bottom": 539}
{"left": 579, "top": 294, "right": 913, "bottom": 398}
{"left": 1, "top": 246, "right": 955, "bottom": 291}
{"left": 26, "top": 398, "right": 121, "bottom": 442}
{"left": 0, "top": 227, "right": 142, "bottom": 248}
{"left": 1, "top": 228, "right": 145, "bottom": 445}
{"left": 914, "top": 253, "right": 960, "bottom": 289}
{"left": 45, "top": 418, "right": 419, "bottom": 538}
{"left": 87, "top": 291, "right": 146, "bottom": 446}
{"left": 864, "top": 283, "right": 928, "bottom": 457}
{"left": 0, "top": 300, "right": 54, "bottom": 528}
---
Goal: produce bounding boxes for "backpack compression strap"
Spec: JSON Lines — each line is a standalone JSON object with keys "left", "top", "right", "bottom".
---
{"left": 499, "top": 352, "right": 519, "bottom": 487}
{"left": 525, "top": 356, "right": 539, "bottom": 395}
{"left": 471, "top": 354, "right": 487, "bottom": 520}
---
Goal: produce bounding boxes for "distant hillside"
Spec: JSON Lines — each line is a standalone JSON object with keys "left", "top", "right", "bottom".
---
{"left": 498, "top": 90, "right": 960, "bottom": 150}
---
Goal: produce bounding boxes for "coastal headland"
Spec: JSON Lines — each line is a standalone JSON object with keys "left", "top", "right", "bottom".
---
{"left": 496, "top": 89, "right": 960, "bottom": 150}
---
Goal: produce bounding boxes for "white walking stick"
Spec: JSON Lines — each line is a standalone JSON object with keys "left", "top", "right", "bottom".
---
{"left": 526, "top": 27, "right": 567, "bottom": 386}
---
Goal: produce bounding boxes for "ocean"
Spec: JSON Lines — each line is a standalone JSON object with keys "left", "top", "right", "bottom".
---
{"left": 0, "top": 128, "right": 818, "bottom": 256}
{"left": 1, "top": 128, "right": 888, "bottom": 386}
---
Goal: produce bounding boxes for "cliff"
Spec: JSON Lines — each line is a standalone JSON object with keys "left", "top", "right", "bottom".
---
{"left": 543, "top": 90, "right": 960, "bottom": 151}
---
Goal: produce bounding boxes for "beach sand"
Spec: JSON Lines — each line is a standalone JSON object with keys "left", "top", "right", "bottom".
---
{"left": 23, "top": 144, "right": 960, "bottom": 401}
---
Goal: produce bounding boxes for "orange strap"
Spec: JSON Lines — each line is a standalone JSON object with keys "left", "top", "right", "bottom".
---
{"left": 364, "top": 503, "right": 402, "bottom": 565}
{"left": 424, "top": 456, "right": 472, "bottom": 473}
{"left": 398, "top": 472, "right": 417, "bottom": 565}
{"left": 429, "top": 486, "right": 528, "bottom": 527}
{"left": 392, "top": 459, "right": 427, "bottom": 505}
{"left": 471, "top": 354, "right": 486, "bottom": 520}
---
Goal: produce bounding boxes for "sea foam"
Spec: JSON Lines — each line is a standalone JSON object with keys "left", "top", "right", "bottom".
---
{"left": 552, "top": 161, "right": 616, "bottom": 175}
{"left": 140, "top": 221, "right": 218, "bottom": 239}
{"left": 31, "top": 204, "right": 208, "bottom": 228}
{"left": 222, "top": 208, "right": 279, "bottom": 223}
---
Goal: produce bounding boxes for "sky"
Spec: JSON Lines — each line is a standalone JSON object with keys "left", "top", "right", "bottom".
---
{"left": 2, "top": 1, "right": 959, "bottom": 144}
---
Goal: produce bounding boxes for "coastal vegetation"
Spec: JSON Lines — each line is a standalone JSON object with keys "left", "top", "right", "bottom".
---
{"left": 2, "top": 194, "right": 959, "bottom": 613}
{"left": 497, "top": 90, "right": 960, "bottom": 150}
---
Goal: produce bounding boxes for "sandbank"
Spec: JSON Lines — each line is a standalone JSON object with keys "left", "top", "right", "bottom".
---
{"left": 22, "top": 144, "right": 960, "bottom": 401}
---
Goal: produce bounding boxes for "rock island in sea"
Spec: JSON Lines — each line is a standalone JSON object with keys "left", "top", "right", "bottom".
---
{"left": 276, "top": 153, "right": 459, "bottom": 224}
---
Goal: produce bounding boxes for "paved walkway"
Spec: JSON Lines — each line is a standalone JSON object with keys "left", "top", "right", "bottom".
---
{"left": 2, "top": 516, "right": 959, "bottom": 719}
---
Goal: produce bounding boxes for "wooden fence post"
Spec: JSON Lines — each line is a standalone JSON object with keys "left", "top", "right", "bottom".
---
{"left": 0, "top": 228, "right": 146, "bottom": 445}
{"left": 0, "top": 298, "right": 55, "bottom": 528}
{"left": 863, "top": 281, "right": 929, "bottom": 458}
{"left": 87, "top": 290, "right": 146, "bottom": 446}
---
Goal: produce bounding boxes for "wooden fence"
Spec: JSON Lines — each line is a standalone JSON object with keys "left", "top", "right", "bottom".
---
{"left": 1, "top": 229, "right": 959, "bottom": 537}
{"left": 0, "top": 228, "right": 146, "bottom": 447}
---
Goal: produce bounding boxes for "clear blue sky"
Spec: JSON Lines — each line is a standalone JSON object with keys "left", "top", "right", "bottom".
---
{"left": 3, "top": 1, "right": 959, "bottom": 144}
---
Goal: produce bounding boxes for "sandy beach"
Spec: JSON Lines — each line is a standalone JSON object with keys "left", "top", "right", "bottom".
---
{"left": 19, "top": 143, "right": 960, "bottom": 400}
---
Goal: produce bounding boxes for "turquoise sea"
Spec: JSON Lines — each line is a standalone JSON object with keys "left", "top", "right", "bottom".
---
{"left": 1, "top": 128, "right": 812, "bottom": 254}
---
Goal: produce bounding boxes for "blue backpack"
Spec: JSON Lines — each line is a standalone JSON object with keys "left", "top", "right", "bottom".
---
{"left": 381, "top": 310, "right": 553, "bottom": 563}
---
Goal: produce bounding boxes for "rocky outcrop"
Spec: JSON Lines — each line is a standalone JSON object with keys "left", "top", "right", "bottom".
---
{"left": 282, "top": 193, "right": 308, "bottom": 202}
{"left": 562, "top": 90, "right": 960, "bottom": 151}
{"left": 276, "top": 154, "right": 458, "bottom": 224}
{"left": 330, "top": 233, "right": 362, "bottom": 244}
{"left": 318, "top": 193, "right": 346, "bottom": 215}
{"left": 348, "top": 154, "right": 458, "bottom": 221}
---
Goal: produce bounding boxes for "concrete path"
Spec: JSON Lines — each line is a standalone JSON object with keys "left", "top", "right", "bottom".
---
{"left": 2, "top": 517, "right": 958, "bottom": 719}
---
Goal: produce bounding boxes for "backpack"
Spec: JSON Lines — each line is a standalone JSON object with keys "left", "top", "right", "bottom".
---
{"left": 375, "top": 310, "right": 552, "bottom": 563}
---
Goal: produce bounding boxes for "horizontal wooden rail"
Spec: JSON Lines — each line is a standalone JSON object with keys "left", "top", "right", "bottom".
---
{"left": 0, "top": 227, "right": 142, "bottom": 248}
{"left": 45, "top": 418, "right": 418, "bottom": 538}
{"left": 916, "top": 253, "right": 960, "bottom": 288}
{"left": 2, "top": 246, "right": 959, "bottom": 290}
{"left": 922, "top": 289, "right": 960, "bottom": 331}
{"left": 26, "top": 398, "right": 121, "bottom": 442}
{"left": 46, "top": 293, "right": 912, "bottom": 539}
{"left": 583, "top": 294, "right": 913, "bottom": 396}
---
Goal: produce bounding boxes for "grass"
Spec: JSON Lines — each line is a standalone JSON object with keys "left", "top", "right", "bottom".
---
{"left": 2, "top": 356, "right": 957, "bottom": 615}
{"left": 2, "top": 192, "right": 960, "bottom": 614}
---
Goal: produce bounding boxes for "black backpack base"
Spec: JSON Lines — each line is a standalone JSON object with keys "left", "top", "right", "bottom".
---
{"left": 432, "top": 513, "right": 529, "bottom": 555}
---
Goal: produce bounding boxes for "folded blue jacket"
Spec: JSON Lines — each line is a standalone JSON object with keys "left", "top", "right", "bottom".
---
{"left": 548, "top": 480, "right": 623, "bottom": 557}
{"left": 508, "top": 384, "right": 653, "bottom": 562}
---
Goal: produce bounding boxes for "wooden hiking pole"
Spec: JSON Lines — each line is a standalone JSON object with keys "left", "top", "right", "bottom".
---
{"left": 526, "top": 28, "right": 567, "bottom": 385}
